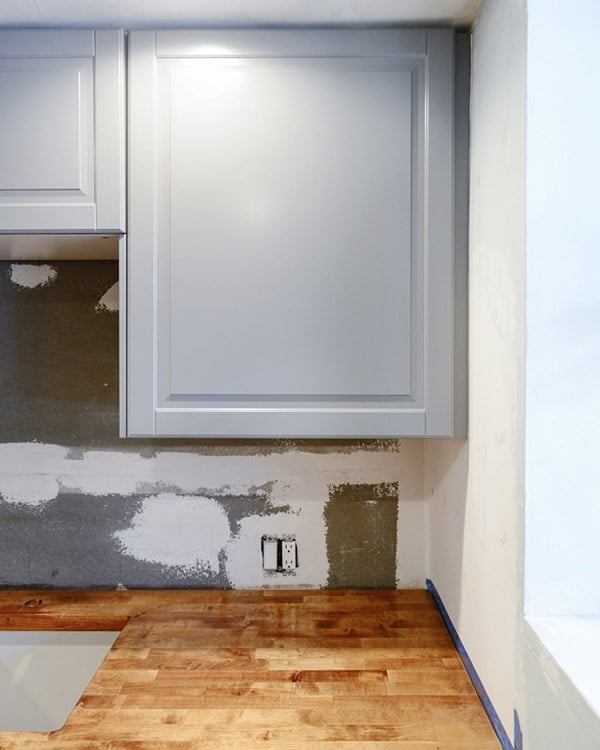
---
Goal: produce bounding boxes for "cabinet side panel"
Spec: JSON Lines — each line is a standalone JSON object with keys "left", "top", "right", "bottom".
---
{"left": 424, "top": 30, "right": 455, "bottom": 436}
{"left": 127, "top": 31, "right": 158, "bottom": 436}
{"left": 95, "top": 30, "right": 126, "bottom": 232}
{"left": 452, "top": 32, "right": 470, "bottom": 438}
{"left": 119, "top": 235, "right": 128, "bottom": 437}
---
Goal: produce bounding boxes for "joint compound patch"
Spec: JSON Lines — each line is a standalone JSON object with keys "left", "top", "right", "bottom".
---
{"left": 9, "top": 264, "right": 57, "bottom": 289}
{"left": 0, "top": 474, "right": 59, "bottom": 507}
{"left": 113, "top": 494, "right": 230, "bottom": 573}
{"left": 95, "top": 282, "right": 119, "bottom": 312}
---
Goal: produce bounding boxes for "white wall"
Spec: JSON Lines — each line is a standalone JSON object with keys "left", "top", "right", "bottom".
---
{"left": 429, "top": 1, "right": 600, "bottom": 748}
{"left": 523, "top": 1, "right": 600, "bottom": 747}
{"left": 426, "top": 0, "right": 527, "bottom": 741}
{"left": 525, "top": 0, "right": 600, "bottom": 618}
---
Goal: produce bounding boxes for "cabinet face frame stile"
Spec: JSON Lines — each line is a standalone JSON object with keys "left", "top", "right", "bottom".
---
{"left": 125, "top": 29, "right": 464, "bottom": 438}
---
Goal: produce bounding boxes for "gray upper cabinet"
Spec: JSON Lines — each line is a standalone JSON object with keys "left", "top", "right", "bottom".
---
{"left": 0, "top": 30, "right": 125, "bottom": 233}
{"left": 126, "top": 29, "right": 467, "bottom": 438}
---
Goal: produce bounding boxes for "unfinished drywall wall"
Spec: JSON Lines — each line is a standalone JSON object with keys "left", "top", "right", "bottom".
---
{"left": 426, "top": 0, "right": 526, "bottom": 742}
{"left": 0, "top": 260, "right": 425, "bottom": 588}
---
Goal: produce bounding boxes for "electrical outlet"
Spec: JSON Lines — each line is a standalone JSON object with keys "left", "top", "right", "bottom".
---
{"left": 261, "top": 534, "right": 297, "bottom": 573}
{"left": 281, "top": 539, "right": 297, "bottom": 571}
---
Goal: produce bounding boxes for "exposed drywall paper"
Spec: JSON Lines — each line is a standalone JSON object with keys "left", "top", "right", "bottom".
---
{"left": 9, "top": 263, "right": 57, "bottom": 289}
{"left": 95, "top": 281, "right": 119, "bottom": 312}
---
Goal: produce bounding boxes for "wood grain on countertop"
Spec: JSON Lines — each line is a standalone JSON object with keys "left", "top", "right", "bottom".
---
{"left": 0, "top": 589, "right": 501, "bottom": 749}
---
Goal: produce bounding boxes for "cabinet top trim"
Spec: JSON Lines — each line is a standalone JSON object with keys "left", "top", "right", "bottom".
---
{"left": 149, "top": 28, "right": 436, "bottom": 58}
{"left": 0, "top": 29, "right": 95, "bottom": 57}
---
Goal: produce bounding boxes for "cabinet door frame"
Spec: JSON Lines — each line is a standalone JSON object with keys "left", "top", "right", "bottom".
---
{"left": 0, "top": 29, "right": 125, "bottom": 233}
{"left": 126, "top": 28, "right": 460, "bottom": 438}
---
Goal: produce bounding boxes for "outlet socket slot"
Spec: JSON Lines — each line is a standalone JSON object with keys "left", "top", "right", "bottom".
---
{"left": 261, "top": 534, "right": 298, "bottom": 573}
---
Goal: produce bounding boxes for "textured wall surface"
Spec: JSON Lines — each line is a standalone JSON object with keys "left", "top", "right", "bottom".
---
{"left": 0, "top": 260, "right": 425, "bottom": 589}
{"left": 426, "top": 0, "right": 526, "bottom": 740}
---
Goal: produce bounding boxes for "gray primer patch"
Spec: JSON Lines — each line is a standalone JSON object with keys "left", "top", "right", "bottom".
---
{"left": 0, "top": 493, "right": 231, "bottom": 589}
{"left": 0, "top": 261, "right": 119, "bottom": 446}
{"left": 0, "top": 485, "right": 294, "bottom": 588}
{"left": 324, "top": 483, "right": 398, "bottom": 588}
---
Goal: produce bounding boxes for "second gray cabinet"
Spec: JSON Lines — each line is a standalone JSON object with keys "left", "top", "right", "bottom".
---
{"left": 125, "top": 28, "right": 466, "bottom": 438}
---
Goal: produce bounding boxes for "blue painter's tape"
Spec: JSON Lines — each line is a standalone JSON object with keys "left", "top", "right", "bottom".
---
{"left": 425, "top": 579, "right": 514, "bottom": 750}
{"left": 514, "top": 709, "right": 523, "bottom": 750}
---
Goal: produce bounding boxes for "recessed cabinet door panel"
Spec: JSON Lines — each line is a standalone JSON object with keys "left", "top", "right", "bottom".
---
{"left": 127, "top": 29, "right": 459, "bottom": 437}
{"left": 162, "top": 60, "right": 413, "bottom": 398}
{"left": 0, "top": 62, "right": 90, "bottom": 191}
{"left": 0, "top": 30, "right": 125, "bottom": 232}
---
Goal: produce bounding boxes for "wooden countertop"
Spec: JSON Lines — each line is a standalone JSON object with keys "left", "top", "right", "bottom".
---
{"left": 0, "top": 589, "right": 501, "bottom": 749}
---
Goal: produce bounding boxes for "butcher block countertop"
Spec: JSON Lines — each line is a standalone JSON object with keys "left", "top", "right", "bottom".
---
{"left": 0, "top": 589, "right": 501, "bottom": 749}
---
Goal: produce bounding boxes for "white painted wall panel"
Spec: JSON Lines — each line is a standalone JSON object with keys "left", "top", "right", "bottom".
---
{"left": 426, "top": 3, "right": 526, "bottom": 742}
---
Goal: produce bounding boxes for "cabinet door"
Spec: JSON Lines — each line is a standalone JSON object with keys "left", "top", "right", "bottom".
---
{"left": 126, "top": 29, "right": 458, "bottom": 437}
{"left": 0, "top": 30, "right": 125, "bottom": 232}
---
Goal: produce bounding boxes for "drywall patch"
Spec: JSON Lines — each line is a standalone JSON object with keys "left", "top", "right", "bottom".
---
{"left": 113, "top": 493, "right": 230, "bottom": 573}
{"left": 9, "top": 263, "right": 57, "bottom": 289}
{"left": 325, "top": 482, "right": 398, "bottom": 588}
{"left": 0, "top": 474, "right": 59, "bottom": 507}
{"left": 95, "top": 282, "right": 119, "bottom": 312}
{"left": 0, "top": 443, "right": 66, "bottom": 505}
{"left": 217, "top": 483, "right": 291, "bottom": 535}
